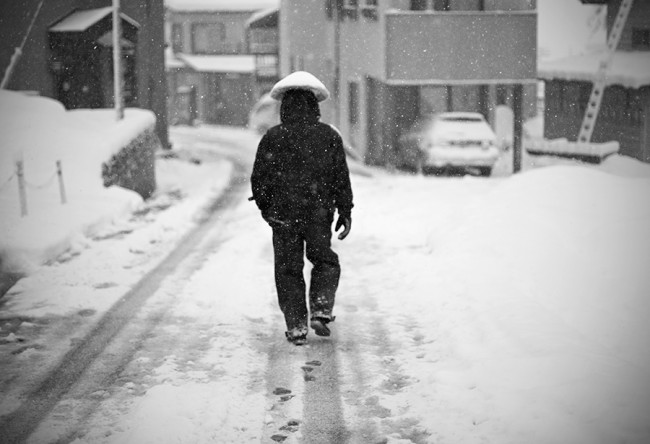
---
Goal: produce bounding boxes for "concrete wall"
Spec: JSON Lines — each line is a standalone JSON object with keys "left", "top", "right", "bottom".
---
{"left": 384, "top": 12, "right": 537, "bottom": 82}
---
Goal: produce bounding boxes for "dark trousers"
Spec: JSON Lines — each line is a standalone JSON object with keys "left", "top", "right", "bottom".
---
{"left": 272, "top": 217, "right": 340, "bottom": 331}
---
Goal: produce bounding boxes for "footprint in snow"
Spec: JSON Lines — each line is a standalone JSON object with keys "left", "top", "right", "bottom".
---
{"left": 273, "top": 387, "right": 292, "bottom": 395}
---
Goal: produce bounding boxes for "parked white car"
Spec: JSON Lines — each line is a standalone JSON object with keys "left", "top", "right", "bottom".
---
{"left": 398, "top": 112, "right": 500, "bottom": 176}
{"left": 248, "top": 93, "right": 280, "bottom": 134}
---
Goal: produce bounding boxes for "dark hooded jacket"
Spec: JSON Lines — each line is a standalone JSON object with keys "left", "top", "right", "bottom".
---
{"left": 251, "top": 89, "right": 353, "bottom": 223}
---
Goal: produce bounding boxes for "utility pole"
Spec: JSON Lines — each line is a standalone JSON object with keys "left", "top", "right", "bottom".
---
{"left": 113, "top": 0, "right": 124, "bottom": 120}
{"left": 333, "top": 0, "right": 341, "bottom": 128}
{"left": 513, "top": 84, "right": 523, "bottom": 173}
{"left": 1, "top": 0, "right": 45, "bottom": 89}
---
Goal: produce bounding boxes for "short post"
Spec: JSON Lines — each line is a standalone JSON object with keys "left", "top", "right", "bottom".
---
{"left": 512, "top": 83, "right": 524, "bottom": 173}
{"left": 16, "top": 160, "right": 27, "bottom": 217}
{"left": 56, "top": 160, "right": 67, "bottom": 204}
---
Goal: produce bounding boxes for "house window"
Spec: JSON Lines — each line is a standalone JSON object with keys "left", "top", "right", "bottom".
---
{"left": 171, "top": 23, "right": 183, "bottom": 53}
{"left": 432, "top": 0, "right": 450, "bottom": 11}
{"left": 343, "top": 0, "right": 359, "bottom": 20}
{"left": 631, "top": 28, "right": 650, "bottom": 50}
{"left": 349, "top": 81, "right": 359, "bottom": 125}
{"left": 362, "top": 0, "right": 378, "bottom": 19}
{"left": 411, "top": 0, "right": 428, "bottom": 11}
{"left": 191, "top": 23, "right": 226, "bottom": 54}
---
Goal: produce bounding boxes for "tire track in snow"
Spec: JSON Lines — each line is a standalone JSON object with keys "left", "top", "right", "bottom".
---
{"left": 0, "top": 162, "right": 250, "bottom": 444}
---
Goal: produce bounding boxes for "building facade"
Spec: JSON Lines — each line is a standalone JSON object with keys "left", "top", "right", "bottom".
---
{"left": 280, "top": 0, "right": 537, "bottom": 167}
{"left": 246, "top": 7, "right": 280, "bottom": 95}
{"left": 0, "top": 0, "right": 168, "bottom": 147}
{"left": 540, "top": 0, "right": 650, "bottom": 162}
{"left": 165, "top": 0, "right": 278, "bottom": 126}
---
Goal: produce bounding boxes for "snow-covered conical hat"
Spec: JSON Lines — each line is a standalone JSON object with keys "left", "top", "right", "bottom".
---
{"left": 270, "top": 71, "right": 330, "bottom": 102}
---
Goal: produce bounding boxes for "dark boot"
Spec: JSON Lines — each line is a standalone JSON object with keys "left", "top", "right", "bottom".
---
{"left": 285, "top": 325, "right": 308, "bottom": 345}
{"left": 310, "top": 313, "right": 335, "bottom": 337}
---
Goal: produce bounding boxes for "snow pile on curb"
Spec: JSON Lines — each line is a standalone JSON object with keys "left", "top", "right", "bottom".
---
{"left": 0, "top": 90, "right": 155, "bottom": 274}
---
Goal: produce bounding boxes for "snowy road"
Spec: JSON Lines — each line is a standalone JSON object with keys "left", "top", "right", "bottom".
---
{"left": 2, "top": 126, "right": 649, "bottom": 444}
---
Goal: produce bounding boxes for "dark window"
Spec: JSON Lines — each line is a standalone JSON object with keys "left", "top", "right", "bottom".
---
{"left": 343, "top": 0, "right": 359, "bottom": 20}
{"left": 411, "top": 0, "right": 428, "bottom": 11}
{"left": 433, "top": 0, "right": 450, "bottom": 11}
{"left": 171, "top": 23, "right": 183, "bottom": 53}
{"left": 362, "top": 0, "right": 378, "bottom": 19}
{"left": 349, "top": 81, "right": 359, "bottom": 125}
{"left": 631, "top": 28, "right": 650, "bottom": 49}
{"left": 191, "top": 23, "right": 226, "bottom": 54}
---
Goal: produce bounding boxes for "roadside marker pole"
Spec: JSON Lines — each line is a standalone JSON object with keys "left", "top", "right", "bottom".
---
{"left": 56, "top": 160, "right": 67, "bottom": 204}
{"left": 16, "top": 160, "right": 27, "bottom": 217}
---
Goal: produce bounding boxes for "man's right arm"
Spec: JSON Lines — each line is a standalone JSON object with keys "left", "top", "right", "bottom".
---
{"left": 251, "top": 134, "right": 272, "bottom": 214}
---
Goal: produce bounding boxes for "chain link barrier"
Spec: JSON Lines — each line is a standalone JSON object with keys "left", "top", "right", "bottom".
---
{"left": 24, "top": 171, "right": 57, "bottom": 190}
{"left": 3, "top": 160, "right": 67, "bottom": 217}
{"left": 0, "top": 172, "right": 16, "bottom": 192}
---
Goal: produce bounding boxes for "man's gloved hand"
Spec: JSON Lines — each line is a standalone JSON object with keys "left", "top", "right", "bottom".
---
{"left": 335, "top": 214, "right": 351, "bottom": 240}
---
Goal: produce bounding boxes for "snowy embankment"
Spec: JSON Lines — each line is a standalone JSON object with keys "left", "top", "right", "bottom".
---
{"left": 0, "top": 91, "right": 161, "bottom": 274}
{"left": 69, "top": 156, "right": 650, "bottom": 444}
{"left": 351, "top": 161, "right": 650, "bottom": 443}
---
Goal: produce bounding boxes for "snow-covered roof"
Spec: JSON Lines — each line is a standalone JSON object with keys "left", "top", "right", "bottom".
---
{"left": 165, "top": 0, "right": 278, "bottom": 12}
{"left": 245, "top": 6, "right": 278, "bottom": 28}
{"left": 538, "top": 51, "right": 650, "bottom": 89}
{"left": 49, "top": 7, "right": 139, "bottom": 32}
{"left": 177, "top": 54, "right": 256, "bottom": 73}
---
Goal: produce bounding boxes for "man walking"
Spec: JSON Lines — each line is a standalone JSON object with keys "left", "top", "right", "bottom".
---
{"left": 251, "top": 71, "right": 353, "bottom": 345}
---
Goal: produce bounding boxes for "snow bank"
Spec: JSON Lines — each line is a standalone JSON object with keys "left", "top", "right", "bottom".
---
{"left": 599, "top": 154, "right": 650, "bottom": 178}
{"left": 0, "top": 91, "right": 155, "bottom": 273}
{"left": 416, "top": 166, "right": 650, "bottom": 443}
